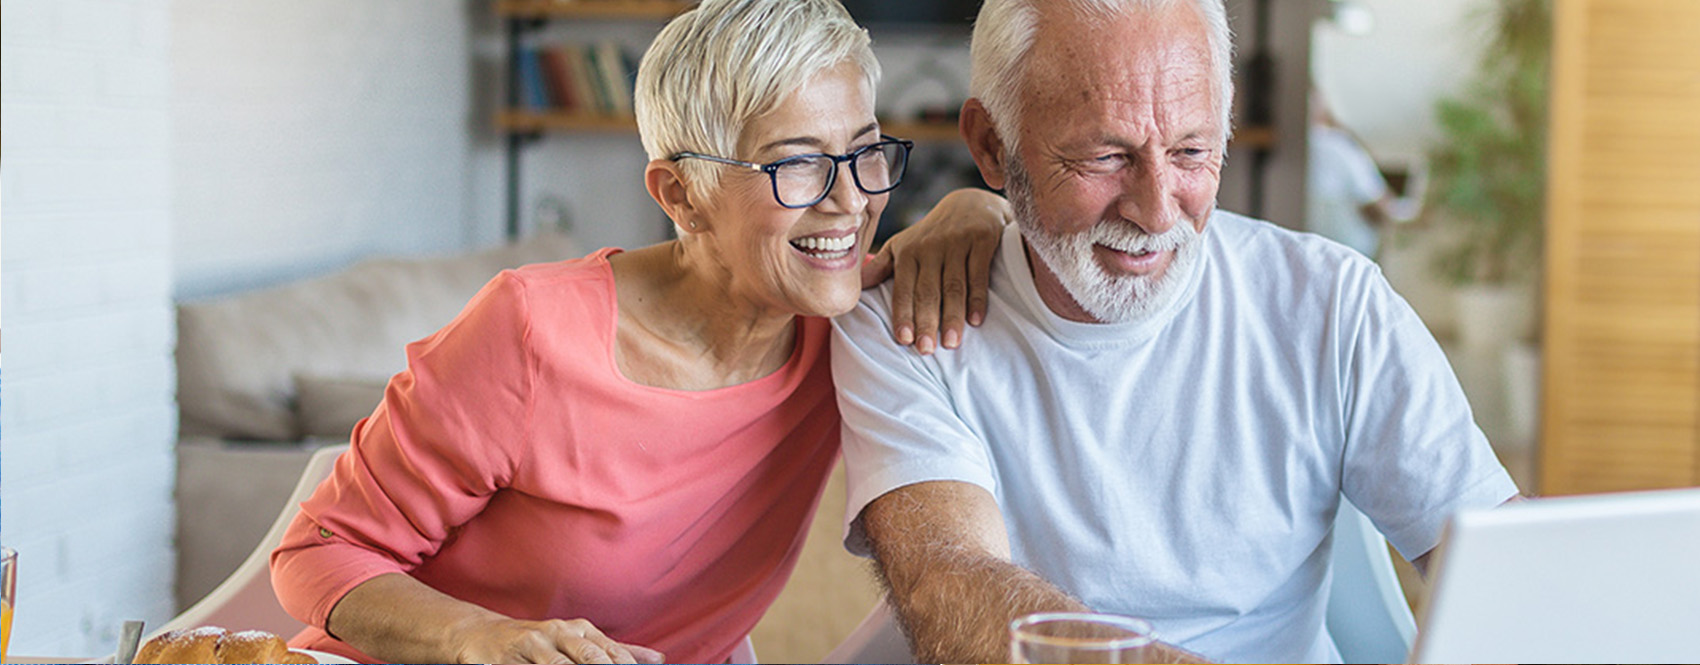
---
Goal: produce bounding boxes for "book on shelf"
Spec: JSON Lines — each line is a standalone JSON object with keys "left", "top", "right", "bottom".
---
{"left": 539, "top": 47, "right": 578, "bottom": 112}
{"left": 515, "top": 45, "right": 551, "bottom": 111}
{"left": 510, "top": 41, "right": 639, "bottom": 118}
{"left": 585, "top": 41, "right": 631, "bottom": 115}
{"left": 562, "top": 45, "right": 603, "bottom": 115}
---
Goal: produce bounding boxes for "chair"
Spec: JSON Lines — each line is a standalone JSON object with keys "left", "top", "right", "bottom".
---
{"left": 145, "top": 444, "right": 348, "bottom": 643}
{"left": 821, "top": 499, "right": 1417, "bottom": 664}
{"left": 1326, "top": 498, "right": 1418, "bottom": 663}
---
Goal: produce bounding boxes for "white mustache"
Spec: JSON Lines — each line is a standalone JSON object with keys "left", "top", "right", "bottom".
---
{"left": 1088, "top": 221, "right": 1197, "bottom": 256}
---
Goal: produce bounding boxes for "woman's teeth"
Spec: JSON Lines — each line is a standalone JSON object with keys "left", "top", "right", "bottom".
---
{"left": 791, "top": 235, "right": 856, "bottom": 257}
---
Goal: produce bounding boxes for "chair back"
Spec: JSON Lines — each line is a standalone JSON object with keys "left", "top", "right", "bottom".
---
{"left": 147, "top": 444, "right": 349, "bottom": 642}
{"left": 821, "top": 498, "right": 1417, "bottom": 664}
{"left": 821, "top": 599, "right": 909, "bottom": 664}
{"left": 1325, "top": 498, "right": 1418, "bottom": 663}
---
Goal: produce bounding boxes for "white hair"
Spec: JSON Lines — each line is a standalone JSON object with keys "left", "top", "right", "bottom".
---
{"left": 635, "top": 0, "right": 881, "bottom": 194}
{"left": 969, "top": 0, "right": 1235, "bottom": 152}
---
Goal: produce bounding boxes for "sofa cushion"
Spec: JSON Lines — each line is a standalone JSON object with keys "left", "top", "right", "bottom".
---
{"left": 294, "top": 374, "right": 390, "bottom": 440}
{"left": 177, "top": 232, "right": 580, "bottom": 440}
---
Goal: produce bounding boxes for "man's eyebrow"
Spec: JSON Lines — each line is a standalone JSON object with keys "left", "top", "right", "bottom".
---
{"left": 756, "top": 122, "right": 880, "bottom": 154}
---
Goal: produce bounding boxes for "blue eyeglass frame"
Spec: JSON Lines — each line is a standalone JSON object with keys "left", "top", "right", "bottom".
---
{"left": 670, "top": 134, "right": 915, "bottom": 209}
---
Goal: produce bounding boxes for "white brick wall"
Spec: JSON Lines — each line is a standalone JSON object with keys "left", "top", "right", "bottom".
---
{"left": 2, "top": 0, "right": 181, "bottom": 656}
{"left": 171, "top": 0, "right": 490, "bottom": 301}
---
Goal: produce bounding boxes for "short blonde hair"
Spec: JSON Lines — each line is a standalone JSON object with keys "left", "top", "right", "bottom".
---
{"left": 636, "top": 0, "right": 881, "bottom": 193}
{"left": 970, "top": 0, "right": 1234, "bottom": 152}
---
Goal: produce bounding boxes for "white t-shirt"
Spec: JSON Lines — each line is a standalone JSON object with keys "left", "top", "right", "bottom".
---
{"left": 1307, "top": 124, "right": 1390, "bottom": 258}
{"left": 831, "top": 213, "right": 1519, "bottom": 663}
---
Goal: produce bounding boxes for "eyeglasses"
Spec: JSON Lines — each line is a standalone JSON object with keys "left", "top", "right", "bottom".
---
{"left": 671, "top": 135, "right": 914, "bottom": 209}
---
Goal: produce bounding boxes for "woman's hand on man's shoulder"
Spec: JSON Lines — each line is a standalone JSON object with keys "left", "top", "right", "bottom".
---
{"left": 861, "top": 187, "right": 1011, "bottom": 355}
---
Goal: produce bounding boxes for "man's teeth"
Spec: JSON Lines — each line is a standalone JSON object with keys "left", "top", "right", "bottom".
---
{"left": 792, "top": 235, "right": 856, "bottom": 253}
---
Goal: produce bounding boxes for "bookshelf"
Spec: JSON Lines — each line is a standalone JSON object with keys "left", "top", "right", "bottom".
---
{"left": 495, "top": 0, "right": 691, "bottom": 20}
{"left": 493, "top": 1, "right": 1276, "bottom": 238}
{"left": 496, "top": 110, "right": 970, "bottom": 144}
{"left": 495, "top": 1, "right": 692, "bottom": 237}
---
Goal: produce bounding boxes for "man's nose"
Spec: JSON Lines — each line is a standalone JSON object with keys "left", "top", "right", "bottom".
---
{"left": 1116, "top": 166, "right": 1178, "bottom": 235}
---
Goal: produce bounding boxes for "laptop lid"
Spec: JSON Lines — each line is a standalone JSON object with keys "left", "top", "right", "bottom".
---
{"left": 1408, "top": 487, "right": 1700, "bottom": 664}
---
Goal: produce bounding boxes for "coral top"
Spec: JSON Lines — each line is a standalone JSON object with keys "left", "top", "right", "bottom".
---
{"left": 271, "top": 249, "right": 841, "bottom": 664}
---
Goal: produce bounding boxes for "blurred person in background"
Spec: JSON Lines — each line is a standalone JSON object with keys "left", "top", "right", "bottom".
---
{"left": 1306, "top": 88, "right": 1421, "bottom": 260}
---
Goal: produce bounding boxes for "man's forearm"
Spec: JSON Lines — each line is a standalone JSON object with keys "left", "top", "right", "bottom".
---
{"left": 874, "top": 543, "right": 1088, "bottom": 664}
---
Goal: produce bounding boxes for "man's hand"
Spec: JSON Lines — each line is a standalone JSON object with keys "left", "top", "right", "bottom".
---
{"left": 861, "top": 188, "right": 1011, "bottom": 355}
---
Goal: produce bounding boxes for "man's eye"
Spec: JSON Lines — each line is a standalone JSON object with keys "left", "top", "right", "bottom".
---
{"left": 1076, "top": 154, "right": 1125, "bottom": 173}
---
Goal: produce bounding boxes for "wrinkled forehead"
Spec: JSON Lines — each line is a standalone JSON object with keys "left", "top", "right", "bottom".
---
{"left": 1021, "top": 5, "right": 1221, "bottom": 125}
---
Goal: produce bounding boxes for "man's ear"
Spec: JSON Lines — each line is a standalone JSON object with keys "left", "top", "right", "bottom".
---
{"left": 645, "top": 160, "right": 705, "bottom": 233}
{"left": 961, "top": 98, "right": 1010, "bottom": 191}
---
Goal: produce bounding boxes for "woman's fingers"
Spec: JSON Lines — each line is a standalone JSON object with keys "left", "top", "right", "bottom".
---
{"left": 887, "top": 250, "right": 919, "bottom": 347}
{"left": 966, "top": 218, "right": 1000, "bottom": 328}
{"left": 936, "top": 243, "right": 971, "bottom": 349}
{"left": 907, "top": 247, "right": 946, "bottom": 355}
{"left": 522, "top": 618, "right": 660, "bottom": 664}
{"left": 626, "top": 644, "right": 666, "bottom": 664}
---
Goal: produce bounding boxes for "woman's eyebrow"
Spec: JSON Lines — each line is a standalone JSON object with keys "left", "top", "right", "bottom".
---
{"left": 756, "top": 122, "right": 880, "bottom": 154}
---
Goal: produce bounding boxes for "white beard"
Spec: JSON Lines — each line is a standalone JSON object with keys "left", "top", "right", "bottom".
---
{"left": 1007, "top": 160, "right": 1204, "bottom": 324}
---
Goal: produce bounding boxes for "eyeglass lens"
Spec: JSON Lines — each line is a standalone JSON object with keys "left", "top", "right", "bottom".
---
{"left": 773, "top": 142, "right": 907, "bottom": 208}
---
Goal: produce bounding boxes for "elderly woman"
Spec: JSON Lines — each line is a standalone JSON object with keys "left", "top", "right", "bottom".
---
{"left": 270, "top": 0, "right": 1005, "bottom": 663}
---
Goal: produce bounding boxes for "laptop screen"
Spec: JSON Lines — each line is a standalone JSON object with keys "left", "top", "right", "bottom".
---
{"left": 1409, "top": 487, "right": 1700, "bottom": 663}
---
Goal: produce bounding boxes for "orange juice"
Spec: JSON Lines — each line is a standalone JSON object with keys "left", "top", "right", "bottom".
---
{"left": 2, "top": 598, "right": 13, "bottom": 663}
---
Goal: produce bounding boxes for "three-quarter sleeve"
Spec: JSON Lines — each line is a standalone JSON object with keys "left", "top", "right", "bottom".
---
{"left": 271, "top": 271, "right": 536, "bottom": 630}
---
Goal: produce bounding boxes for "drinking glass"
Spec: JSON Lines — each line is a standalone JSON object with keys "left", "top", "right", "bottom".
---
{"left": 1010, "top": 611, "right": 1156, "bottom": 664}
{"left": 2, "top": 546, "right": 16, "bottom": 664}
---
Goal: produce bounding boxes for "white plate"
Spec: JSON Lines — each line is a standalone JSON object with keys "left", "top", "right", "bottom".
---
{"left": 296, "top": 649, "right": 359, "bottom": 664}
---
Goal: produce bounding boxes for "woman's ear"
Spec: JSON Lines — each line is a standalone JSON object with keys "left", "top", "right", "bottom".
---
{"left": 645, "top": 160, "right": 704, "bottom": 233}
{"left": 961, "top": 98, "right": 1010, "bottom": 191}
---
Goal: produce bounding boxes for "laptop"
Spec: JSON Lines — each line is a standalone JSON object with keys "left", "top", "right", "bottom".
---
{"left": 1408, "top": 486, "right": 1700, "bottom": 663}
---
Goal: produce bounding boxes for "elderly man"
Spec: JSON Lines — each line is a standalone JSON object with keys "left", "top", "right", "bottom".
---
{"left": 830, "top": 0, "right": 1521, "bottom": 662}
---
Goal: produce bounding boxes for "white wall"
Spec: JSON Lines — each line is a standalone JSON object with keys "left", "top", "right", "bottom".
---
{"left": 1311, "top": 0, "right": 1481, "bottom": 165}
{"left": 171, "top": 0, "right": 497, "bottom": 301}
{"left": 2, "top": 1, "right": 493, "bottom": 655}
{"left": 1, "top": 0, "right": 181, "bottom": 655}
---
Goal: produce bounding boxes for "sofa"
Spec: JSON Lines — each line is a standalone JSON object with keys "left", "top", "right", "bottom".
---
{"left": 171, "top": 232, "right": 880, "bottom": 663}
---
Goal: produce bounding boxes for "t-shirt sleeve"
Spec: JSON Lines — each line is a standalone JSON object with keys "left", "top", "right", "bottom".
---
{"left": 1337, "top": 265, "right": 1520, "bottom": 560}
{"left": 271, "top": 271, "right": 535, "bottom": 630}
{"left": 830, "top": 286, "right": 998, "bottom": 557}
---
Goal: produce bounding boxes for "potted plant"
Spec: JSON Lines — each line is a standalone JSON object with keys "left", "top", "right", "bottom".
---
{"left": 1423, "top": 0, "right": 1550, "bottom": 351}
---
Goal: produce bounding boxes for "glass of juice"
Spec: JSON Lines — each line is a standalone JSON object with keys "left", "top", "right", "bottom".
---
{"left": 1, "top": 546, "right": 15, "bottom": 663}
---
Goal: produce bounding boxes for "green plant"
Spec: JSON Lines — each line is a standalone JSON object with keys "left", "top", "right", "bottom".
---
{"left": 1425, "top": 0, "right": 1550, "bottom": 286}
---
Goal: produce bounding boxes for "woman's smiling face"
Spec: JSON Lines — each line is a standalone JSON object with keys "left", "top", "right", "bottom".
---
{"left": 692, "top": 61, "right": 889, "bottom": 318}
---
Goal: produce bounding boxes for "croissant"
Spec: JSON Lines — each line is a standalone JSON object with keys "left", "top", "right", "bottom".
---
{"left": 134, "top": 626, "right": 316, "bottom": 664}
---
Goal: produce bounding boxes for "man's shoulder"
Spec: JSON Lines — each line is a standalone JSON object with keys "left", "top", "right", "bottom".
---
{"left": 1208, "top": 209, "right": 1378, "bottom": 276}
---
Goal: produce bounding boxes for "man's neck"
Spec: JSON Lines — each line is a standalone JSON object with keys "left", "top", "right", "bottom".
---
{"left": 1022, "top": 239, "right": 1105, "bottom": 324}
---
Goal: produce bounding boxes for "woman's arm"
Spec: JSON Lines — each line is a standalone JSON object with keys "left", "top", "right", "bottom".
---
{"left": 326, "top": 573, "right": 663, "bottom": 665}
{"left": 863, "top": 187, "right": 1012, "bottom": 355}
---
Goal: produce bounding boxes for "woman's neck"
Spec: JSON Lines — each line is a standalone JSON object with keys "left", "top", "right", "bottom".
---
{"left": 608, "top": 241, "right": 799, "bottom": 391}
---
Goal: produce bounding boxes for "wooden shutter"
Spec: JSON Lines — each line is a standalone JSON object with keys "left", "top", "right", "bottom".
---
{"left": 1540, "top": 0, "right": 1700, "bottom": 494}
